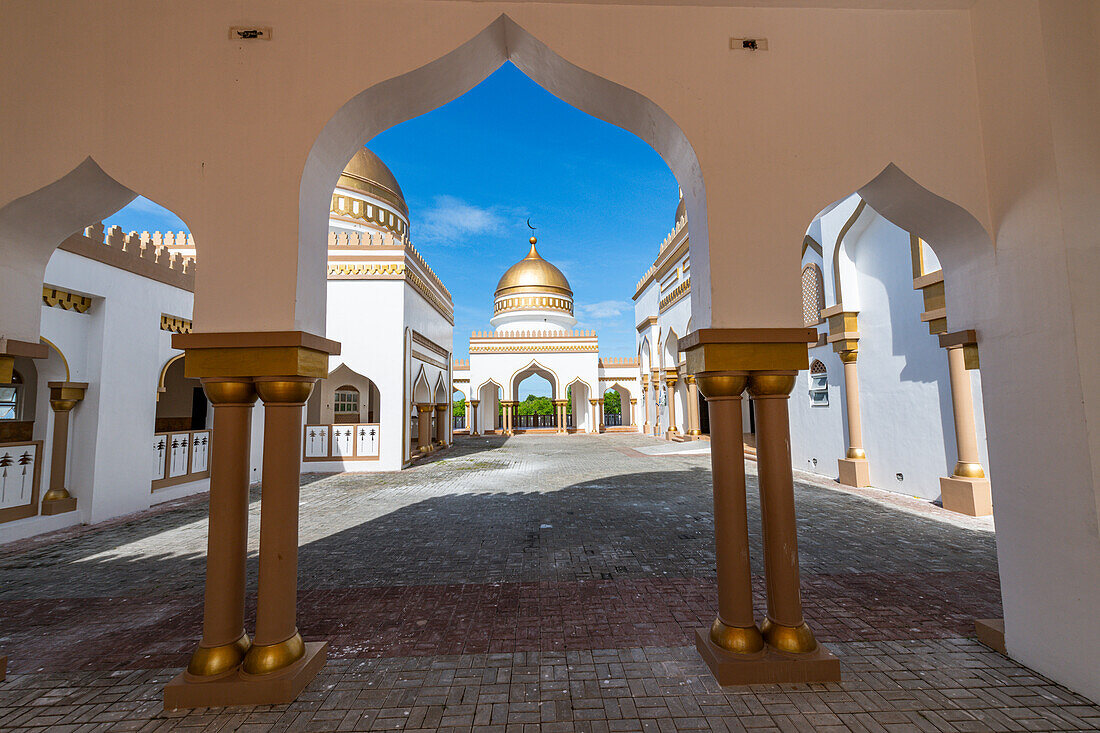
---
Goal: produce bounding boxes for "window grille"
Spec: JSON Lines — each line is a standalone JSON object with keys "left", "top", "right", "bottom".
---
{"left": 808, "top": 360, "right": 828, "bottom": 406}
{"left": 801, "top": 264, "right": 825, "bottom": 326}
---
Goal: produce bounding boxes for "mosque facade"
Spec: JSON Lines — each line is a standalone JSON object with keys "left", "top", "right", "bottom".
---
{"left": 634, "top": 194, "right": 993, "bottom": 516}
{"left": 453, "top": 238, "right": 640, "bottom": 435}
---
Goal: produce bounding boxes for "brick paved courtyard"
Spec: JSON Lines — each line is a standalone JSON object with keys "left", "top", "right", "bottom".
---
{"left": 0, "top": 433, "right": 1097, "bottom": 731}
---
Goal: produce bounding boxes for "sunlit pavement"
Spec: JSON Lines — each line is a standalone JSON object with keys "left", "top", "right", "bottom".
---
{"left": 0, "top": 433, "right": 1096, "bottom": 731}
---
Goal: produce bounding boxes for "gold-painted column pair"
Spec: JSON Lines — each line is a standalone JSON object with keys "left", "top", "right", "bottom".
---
{"left": 184, "top": 376, "right": 316, "bottom": 680}
{"left": 502, "top": 400, "right": 515, "bottom": 435}
{"left": 665, "top": 374, "right": 679, "bottom": 436}
{"left": 166, "top": 332, "right": 339, "bottom": 709}
{"left": 468, "top": 399, "right": 480, "bottom": 435}
{"left": 416, "top": 404, "right": 433, "bottom": 453}
{"left": 434, "top": 403, "right": 447, "bottom": 447}
{"left": 41, "top": 381, "right": 87, "bottom": 515}
{"left": 685, "top": 375, "right": 701, "bottom": 437}
{"left": 554, "top": 399, "right": 568, "bottom": 433}
{"left": 682, "top": 328, "right": 838, "bottom": 685}
{"left": 629, "top": 398, "right": 638, "bottom": 428}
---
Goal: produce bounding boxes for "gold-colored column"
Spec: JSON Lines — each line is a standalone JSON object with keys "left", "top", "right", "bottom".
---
{"left": 434, "top": 403, "right": 447, "bottom": 447}
{"left": 242, "top": 377, "right": 315, "bottom": 676}
{"left": 685, "top": 375, "right": 701, "bottom": 437}
{"left": 503, "top": 401, "right": 514, "bottom": 435}
{"left": 554, "top": 400, "right": 567, "bottom": 433}
{"left": 641, "top": 378, "right": 651, "bottom": 434}
{"left": 938, "top": 333, "right": 992, "bottom": 515}
{"left": 666, "top": 375, "right": 679, "bottom": 436}
{"left": 629, "top": 398, "right": 638, "bottom": 427}
{"left": 836, "top": 350, "right": 871, "bottom": 486}
{"left": 748, "top": 374, "right": 818, "bottom": 655}
{"left": 41, "top": 382, "right": 86, "bottom": 515}
{"left": 598, "top": 398, "right": 605, "bottom": 430}
{"left": 416, "top": 404, "right": 433, "bottom": 453}
{"left": 587, "top": 399, "right": 597, "bottom": 433}
{"left": 698, "top": 374, "right": 763, "bottom": 655}
{"left": 469, "top": 399, "right": 479, "bottom": 435}
{"left": 186, "top": 379, "right": 256, "bottom": 679}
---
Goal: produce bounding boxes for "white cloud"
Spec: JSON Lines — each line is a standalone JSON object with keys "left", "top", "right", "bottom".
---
{"left": 418, "top": 195, "right": 506, "bottom": 243}
{"left": 576, "top": 300, "right": 630, "bottom": 320}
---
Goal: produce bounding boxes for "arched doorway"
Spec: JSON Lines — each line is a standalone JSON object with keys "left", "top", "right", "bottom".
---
{"left": 452, "top": 388, "right": 467, "bottom": 433}
{"left": 511, "top": 361, "right": 558, "bottom": 431}
{"left": 156, "top": 355, "right": 206, "bottom": 433}
{"left": 477, "top": 379, "right": 503, "bottom": 435}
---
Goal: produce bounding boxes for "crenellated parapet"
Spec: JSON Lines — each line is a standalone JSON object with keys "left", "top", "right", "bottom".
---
{"left": 634, "top": 214, "right": 687, "bottom": 298}
{"left": 598, "top": 357, "right": 640, "bottom": 368}
{"left": 57, "top": 223, "right": 196, "bottom": 291}
{"left": 327, "top": 229, "right": 451, "bottom": 302}
{"left": 452, "top": 359, "right": 470, "bottom": 370}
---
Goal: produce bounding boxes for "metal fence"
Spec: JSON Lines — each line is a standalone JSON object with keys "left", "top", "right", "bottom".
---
{"left": 604, "top": 413, "right": 623, "bottom": 427}
{"left": 513, "top": 414, "right": 557, "bottom": 429}
{"left": 453, "top": 415, "right": 466, "bottom": 430}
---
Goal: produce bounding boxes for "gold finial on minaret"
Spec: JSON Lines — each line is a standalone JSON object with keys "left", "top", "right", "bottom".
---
{"left": 527, "top": 218, "right": 537, "bottom": 245}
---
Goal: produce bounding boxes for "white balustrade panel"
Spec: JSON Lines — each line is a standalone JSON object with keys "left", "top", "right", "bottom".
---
{"left": 168, "top": 432, "right": 190, "bottom": 478}
{"left": 152, "top": 436, "right": 168, "bottom": 480}
{"left": 190, "top": 431, "right": 211, "bottom": 473}
{"left": 332, "top": 426, "right": 355, "bottom": 457}
{"left": 0, "top": 443, "right": 37, "bottom": 509}
{"left": 304, "top": 426, "right": 329, "bottom": 458}
{"left": 356, "top": 424, "right": 380, "bottom": 457}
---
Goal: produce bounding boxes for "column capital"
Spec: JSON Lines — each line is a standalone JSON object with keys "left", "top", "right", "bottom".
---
{"left": 173, "top": 331, "right": 340, "bottom": 379}
{"left": 469, "top": 399, "right": 480, "bottom": 406}
{"left": 679, "top": 328, "right": 816, "bottom": 374}
{"left": 939, "top": 329, "right": 980, "bottom": 369}
{"left": 684, "top": 374, "right": 696, "bottom": 385}
{"left": 201, "top": 378, "right": 258, "bottom": 405}
{"left": 838, "top": 350, "right": 858, "bottom": 364}
{"left": 746, "top": 373, "right": 796, "bottom": 399}
{"left": 254, "top": 377, "right": 315, "bottom": 405}
{"left": 629, "top": 398, "right": 637, "bottom": 404}
{"left": 47, "top": 381, "right": 88, "bottom": 410}
{"left": 416, "top": 403, "right": 434, "bottom": 414}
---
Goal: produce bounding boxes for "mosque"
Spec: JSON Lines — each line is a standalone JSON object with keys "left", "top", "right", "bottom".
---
{"left": 454, "top": 236, "right": 639, "bottom": 435}
{"left": 3, "top": 0, "right": 1099, "bottom": 712}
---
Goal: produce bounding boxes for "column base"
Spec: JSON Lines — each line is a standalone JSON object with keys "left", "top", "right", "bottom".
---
{"left": 939, "top": 476, "right": 992, "bottom": 516}
{"left": 974, "top": 618, "right": 1005, "bottom": 654}
{"left": 41, "top": 497, "right": 78, "bottom": 515}
{"left": 164, "top": 641, "right": 327, "bottom": 710}
{"left": 695, "top": 629, "right": 840, "bottom": 685}
{"left": 837, "top": 458, "right": 871, "bottom": 487}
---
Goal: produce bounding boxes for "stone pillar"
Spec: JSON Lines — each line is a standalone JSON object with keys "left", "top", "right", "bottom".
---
{"left": 185, "top": 379, "right": 256, "bottom": 679}
{"left": 836, "top": 350, "right": 870, "bottom": 486}
{"left": 682, "top": 328, "right": 838, "bottom": 685}
{"left": 629, "top": 398, "right": 638, "bottom": 428}
{"left": 41, "top": 381, "right": 87, "bottom": 515}
{"left": 416, "top": 404, "right": 433, "bottom": 453}
{"left": 434, "top": 403, "right": 447, "bottom": 447}
{"left": 588, "top": 399, "right": 597, "bottom": 433}
{"left": 165, "top": 331, "right": 337, "bottom": 709}
{"left": 641, "top": 377, "right": 650, "bottom": 434}
{"left": 469, "top": 399, "right": 479, "bottom": 435}
{"left": 685, "top": 375, "right": 702, "bottom": 437}
{"left": 502, "top": 401, "right": 514, "bottom": 435}
{"left": 598, "top": 398, "right": 605, "bottom": 430}
{"left": 243, "top": 377, "right": 315, "bottom": 677}
{"left": 554, "top": 400, "right": 567, "bottom": 433}
{"left": 697, "top": 374, "right": 762, "bottom": 656}
{"left": 939, "top": 331, "right": 992, "bottom": 516}
{"left": 665, "top": 375, "right": 679, "bottom": 436}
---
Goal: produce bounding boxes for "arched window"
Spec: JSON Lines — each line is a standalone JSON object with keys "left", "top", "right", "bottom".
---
{"left": 334, "top": 385, "right": 360, "bottom": 423}
{"left": 801, "top": 264, "right": 825, "bottom": 326}
{"left": 0, "top": 371, "right": 22, "bottom": 420}
{"left": 808, "top": 360, "right": 828, "bottom": 406}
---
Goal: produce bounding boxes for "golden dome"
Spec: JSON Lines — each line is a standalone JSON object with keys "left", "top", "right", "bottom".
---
{"left": 337, "top": 148, "right": 408, "bottom": 218}
{"left": 495, "top": 240, "right": 573, "bottom": 298}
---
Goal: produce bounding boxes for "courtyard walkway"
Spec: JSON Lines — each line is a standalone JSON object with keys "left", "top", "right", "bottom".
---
{"left": 0, "top": 434, "right": 1096, "bottom": 731}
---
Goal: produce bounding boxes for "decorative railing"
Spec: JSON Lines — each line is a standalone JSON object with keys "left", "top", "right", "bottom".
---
{"left": 605, "top": 414, "right": 623, "bottom": 427}
{"left": 453, "top": 415, "right": 466, "bottom": 430}
{"left": 303, "top": 424, "right": 380, "bottom": 462}
{"left": 0, "top": 440, "right": 42, "bottom": 523}
{"left": 514, "top": 414, "right": 557, "bottom": 429}
{"left": 151, "top": 430, "right": 211, "bottom": 491}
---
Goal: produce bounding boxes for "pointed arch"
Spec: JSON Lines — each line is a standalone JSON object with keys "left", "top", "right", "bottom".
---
{"left": 661, "top": 327, "right": 681, "bottom": 370}
{"left": 157, "top": 353, "right": 185, "bottom": 400}
{"left": 508, "top": 358, "right": 560, "bottom": 401}
{"left": 412, "top": 366, "right": 432, "bottom": 404}
{"left": 39, "top": 337, "right": 71, "bottom": 383}
{"left": 433, "top": 373, "right": 448, "bottom": 403}
{"left": 300, "top": 14, "right": 708, "bottom": 335}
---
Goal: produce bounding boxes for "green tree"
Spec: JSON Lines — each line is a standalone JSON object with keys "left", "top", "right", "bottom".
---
{"left": 516, "top": 394, "right": 553, "bottom": 415}
{"left": 452, "top": 398, "right": 466, "bottom": 417}
{"left": 603, "top": 390, "right": 621, "bottom": 415}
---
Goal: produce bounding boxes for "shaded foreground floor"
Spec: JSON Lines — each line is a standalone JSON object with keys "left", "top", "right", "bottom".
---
{"left": 0, "top": 434, "right": 1096, "bottom": 731}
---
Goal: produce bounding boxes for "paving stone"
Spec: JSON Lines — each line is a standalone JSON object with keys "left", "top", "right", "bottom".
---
{"left": 0, "top": 434, "right": 1095, "bottom": 730}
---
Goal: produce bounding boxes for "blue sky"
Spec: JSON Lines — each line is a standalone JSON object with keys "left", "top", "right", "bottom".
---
{"left": 104, "top": 62, "right": 679, "bottom": 395}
